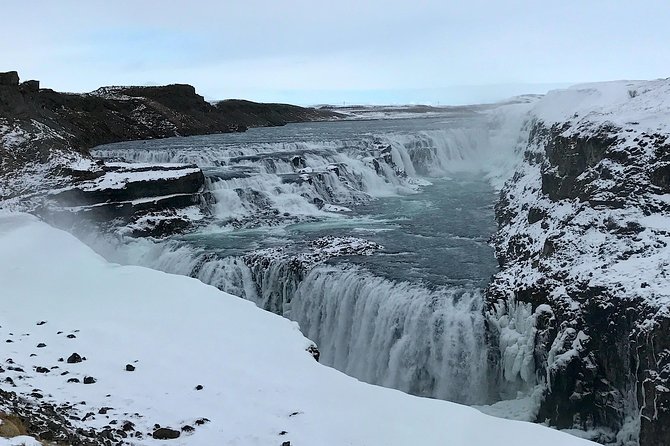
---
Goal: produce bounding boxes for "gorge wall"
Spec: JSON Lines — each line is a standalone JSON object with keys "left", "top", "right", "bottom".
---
{"left": 486, "top": 80, "right": 670, "bottom": 445}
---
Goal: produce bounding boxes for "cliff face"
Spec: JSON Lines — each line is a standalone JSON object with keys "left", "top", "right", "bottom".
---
{"left": 486, "top": 80, "right": 670, "bottom": 445}
{"left": 214, "top": 99, "right": 339, "bottom": 127}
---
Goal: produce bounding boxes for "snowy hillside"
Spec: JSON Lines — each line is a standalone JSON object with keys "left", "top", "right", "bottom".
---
{"left": 0, "top": 212, "right": 595, "bottom": 446}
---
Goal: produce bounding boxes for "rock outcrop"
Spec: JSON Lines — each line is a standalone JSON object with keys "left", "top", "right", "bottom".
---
{"left": 486, "top": 80, "right": 670, "bottom": 445}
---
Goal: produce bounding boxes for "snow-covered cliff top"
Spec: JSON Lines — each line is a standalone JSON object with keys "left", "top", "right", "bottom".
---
{"left": 532, "top": 78, "right": 670, "bottom": 133}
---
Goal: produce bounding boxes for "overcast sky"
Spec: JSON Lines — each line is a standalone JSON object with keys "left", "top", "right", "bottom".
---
{"left": 2, "top": 1, "right": 669, "bottom": 105}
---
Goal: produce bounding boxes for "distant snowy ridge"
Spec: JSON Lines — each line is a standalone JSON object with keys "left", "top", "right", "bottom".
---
{"left": 0, "top": 212, "right": 595, "bottom": 446}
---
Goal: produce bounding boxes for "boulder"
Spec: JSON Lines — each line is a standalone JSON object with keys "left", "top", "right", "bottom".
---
{"left": 153, "top": 427, "right": 180, "bottom": 440}
{"left": 66, "top": 353, "right": 82, "bottom": 364}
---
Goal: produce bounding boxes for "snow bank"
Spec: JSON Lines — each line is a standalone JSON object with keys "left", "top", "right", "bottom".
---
{"left": 532, "top": 79, "right": 670, "bottom": 134}
{"left": 0, "top": 213, "right": 595, "bottom": 445}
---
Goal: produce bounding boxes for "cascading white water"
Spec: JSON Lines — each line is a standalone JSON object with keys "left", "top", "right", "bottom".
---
{"left": 92, "top": 128, "right": 499, "bottom": 223}
{"left": 291, "top": 264, "right": 491, "bottom": 404}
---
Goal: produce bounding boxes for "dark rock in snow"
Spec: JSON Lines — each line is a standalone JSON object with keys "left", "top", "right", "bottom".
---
{"left": 153, "top": 427, "right": 181, "bottom": 440}
{"left": 20, "top": 80, "right": 39, "bottom": 92}
{"left": 67, "top": 353, "right": 82, "bottom": 364}
{"left": 36, "top": 343, "right": 46, "bottom": 348}
{"left": 306, "top": 345, "right": 320, "bottom": 362}
{"left": 83, "top": 376, "right": 96, "bottom": 384}
{"left": 195, "top": 384, "right": 203, "bottom": 390}
{"left": 125, "top": 364, "right": 135, "bottom": 372}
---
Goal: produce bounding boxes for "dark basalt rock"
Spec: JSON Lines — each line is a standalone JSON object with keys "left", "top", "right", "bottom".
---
{"left": 67, "top": 353, "right": 82, "bottom": 364}
{"left": 0, "top": 71, "right": 19, "bottom": 86}
{"left": 306, "top": 345, "right": 320, "bottom": 362}
{"left": 50, "top": 168, "right": 205, "bottom": 206}
{"left": 0, "top": 387, "right": 122, "bottom": 445}
{"left": 650, "top": 163, "right": 670, "bottom": 191}
{"left": 153, "top": 427, "right": 181, "bottom": 440}
{"left": 527, "top": 206, "right": 547, "bottom": 224}
{"left": 20, "top": 80, "right": 39, "bottom": 93}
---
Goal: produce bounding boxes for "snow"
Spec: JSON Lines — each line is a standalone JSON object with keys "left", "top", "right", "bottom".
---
{"left": 0, "top": 212, "right": 596, "bottom": 445}
{"left": 0, "top": 436, "right": 42, "bottom": 446}
{"left": 83, "top": 167, "right": 201, "bottom": 191}
{"left": 531, "top": 79, "right": 670, "bottom": 134}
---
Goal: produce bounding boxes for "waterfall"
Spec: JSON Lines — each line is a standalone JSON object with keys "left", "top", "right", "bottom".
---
{"left": 291, "top": 264, "right": 491, "bottom": 404}
{"left": 85, "top": 115, "right": 529, "bottom": 408}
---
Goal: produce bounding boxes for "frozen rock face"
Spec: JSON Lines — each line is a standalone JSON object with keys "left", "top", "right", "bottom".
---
{"left": 486, "top": 80, "right": 670, "bottom": 445}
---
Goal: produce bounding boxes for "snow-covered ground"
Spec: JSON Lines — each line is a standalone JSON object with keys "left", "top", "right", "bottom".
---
{"left": 0, "top": 212, "right": 595, "bottom": 445}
